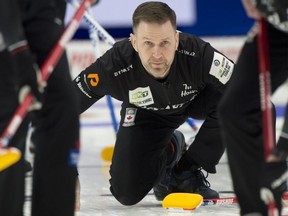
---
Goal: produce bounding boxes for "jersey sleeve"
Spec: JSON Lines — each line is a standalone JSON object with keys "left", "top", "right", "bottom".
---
{"left": 73, "top": 39, "right": 134, "bottom": 113}
{"left": 73, "top": 56, "right": 109, "bottom": 113}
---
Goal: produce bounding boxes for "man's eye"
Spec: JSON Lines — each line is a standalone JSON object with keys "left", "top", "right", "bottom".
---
{"left": 161, "top": 41, "right": 169, "bottom": 46}
{"left": 144, "top": 41, "right": 153, "bottom": 46}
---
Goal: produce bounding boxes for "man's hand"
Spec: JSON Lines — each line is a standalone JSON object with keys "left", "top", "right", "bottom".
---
{"left": 242, "top": 0, "right": 288, "bottom": 32}
{"left": 260, "top": 161, "right": 288, "bottom": 213}
{"left": 9, "top": 42, "right": 43, "bottom": 110}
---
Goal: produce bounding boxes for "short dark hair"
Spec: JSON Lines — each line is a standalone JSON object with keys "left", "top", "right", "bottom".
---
{"left": 132, "top": 1, "right": 177, "bottom": 33}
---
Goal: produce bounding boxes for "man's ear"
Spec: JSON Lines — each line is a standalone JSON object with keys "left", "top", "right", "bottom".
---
{"left": 130, "top": 33, "right": 138, "bottom": 52}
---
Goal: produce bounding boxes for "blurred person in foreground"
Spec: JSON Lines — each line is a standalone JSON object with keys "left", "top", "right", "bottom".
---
{"left": 219, "top": 0, "right": 288, "bottom": 215}
{"left": 0, "top": 0, "right": 80, "bottom": 215}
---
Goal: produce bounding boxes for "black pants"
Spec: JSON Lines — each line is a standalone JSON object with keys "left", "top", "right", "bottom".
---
{"left": 109, "top": 85, "right": 225, "bottom": 205}
{"left": 25, "top": 10, "right": 80, "bottom": 216}
{"left": 0, "top": 50, "right": 31, "bottom": 216}
{"left": 219, "top": 23, "right": 288, "bottom": 215}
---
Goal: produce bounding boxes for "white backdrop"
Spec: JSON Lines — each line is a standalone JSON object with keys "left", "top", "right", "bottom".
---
{"left": 65, "top": 0, "right": 197, "bottom": 28}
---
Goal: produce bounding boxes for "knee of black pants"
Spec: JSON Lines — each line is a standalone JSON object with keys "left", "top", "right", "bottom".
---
{"left": 109, "top": 154, "right": 165, "bottom": 206}
{"left": 109, "top": 178, "right": 151, "bottom": 206}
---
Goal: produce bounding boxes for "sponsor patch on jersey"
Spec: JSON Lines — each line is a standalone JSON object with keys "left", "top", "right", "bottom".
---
{"left": 87, "top": 73, "right": 99, "bottom": 87}
{"left": 129, "top": 86, "right": 154, "bottom": 107}
{"left": 123, "top": 108, "right": 137, "bottom": 127}
{"left": 209, "top": 52, "right": 234, "bottom": 84}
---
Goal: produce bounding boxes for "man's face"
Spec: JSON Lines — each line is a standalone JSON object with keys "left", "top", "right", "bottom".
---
{"left": 131, "top": 20, "right": 179, "bottom": 79}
